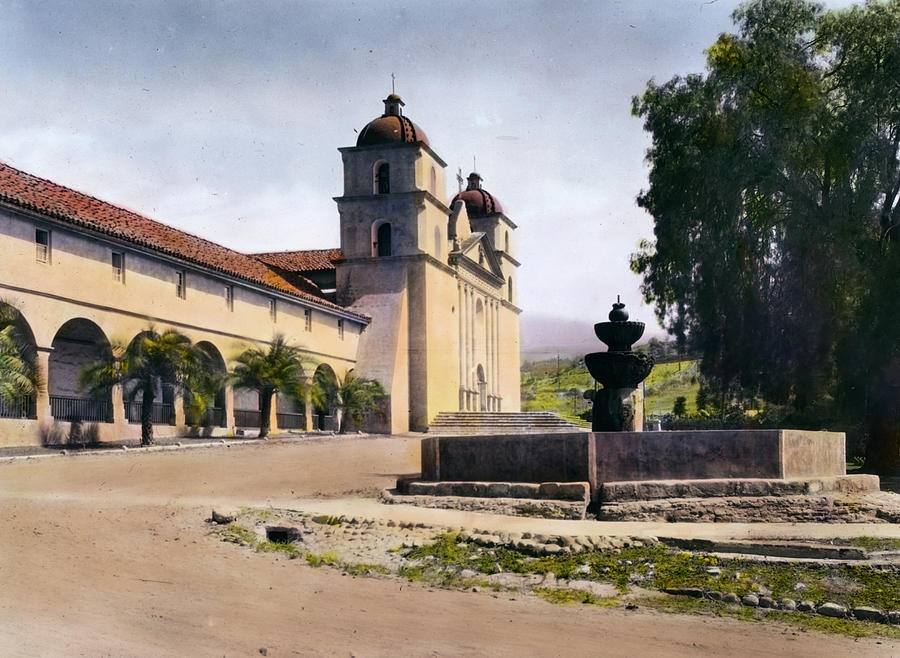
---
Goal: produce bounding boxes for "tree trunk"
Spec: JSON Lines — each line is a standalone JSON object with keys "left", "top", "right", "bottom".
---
{"left": 865, "top": 386, "right": 900, "bottom": 474}
{"left": 141, "top": 383, "right": 155, "bottom": 446}
{"left": 258, "top": 387, "right": 272, "bottom": 439}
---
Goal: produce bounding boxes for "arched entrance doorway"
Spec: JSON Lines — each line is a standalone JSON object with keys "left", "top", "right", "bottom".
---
{"left": 49, "top": 318, "right": 113, "bottom": 423}
{"left": 0, "top": 302, "right": 38, "bottom": 419}
{"left": 476, "top": 364, "right": 487, "bottom": 411}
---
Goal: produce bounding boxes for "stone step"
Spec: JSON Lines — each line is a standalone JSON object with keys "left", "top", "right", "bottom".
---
{"left": 428, "top": 411, "right": 586, "bottom": 434}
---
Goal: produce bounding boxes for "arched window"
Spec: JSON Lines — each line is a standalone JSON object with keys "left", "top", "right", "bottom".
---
{"left": 374, "top": 161, "right": 390, "bottom": 194}
{"left": 376, "top": 222, "right": 392, "bottom": 257}
{"left": 504, "top": 230, "right": 510, "bottom": 253}
{"left": 507, "top": 277, "right": 513, "bottom": 303}
{"left": 430, "top": 166, "right": 437, "bottom": 195}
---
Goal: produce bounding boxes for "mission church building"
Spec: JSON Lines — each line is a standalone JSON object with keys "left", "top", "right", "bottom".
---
{"left": 0, "top": 94, "right": 521, "bottom": 444}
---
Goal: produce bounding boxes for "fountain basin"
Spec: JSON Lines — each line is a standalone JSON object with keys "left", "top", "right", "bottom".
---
{"left": 585, "top": 350, "right": 654, "bottom": 389}
{"left": 593, "top": 320, "right": 645, "bottom": 352}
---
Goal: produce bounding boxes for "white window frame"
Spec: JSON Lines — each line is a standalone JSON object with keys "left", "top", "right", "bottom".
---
{"left": 111, "top": 252, "right": 124, "bottom": 283}
{"left": 35, "top": 228, "right": 50, "bottom": 263}
{"left": 176, "top": 270, "right": 186, "bottom": 299}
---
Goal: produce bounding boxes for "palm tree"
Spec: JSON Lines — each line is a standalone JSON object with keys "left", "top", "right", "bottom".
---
{"left": 0, "top": 303, "right": 41, "bottom": 415}
{"left": 312, "top": 371, "right": 385, "bottom": 434}
{"left": 229, "top": 335, "right": 304, "bottom": 438}
{"left": 79, "top": 328, "right": 203, "bottom": 446}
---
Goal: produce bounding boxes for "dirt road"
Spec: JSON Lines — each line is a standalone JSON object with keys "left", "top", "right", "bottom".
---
{"left": 0, "top": 437, "right": 895, "bottom": 657}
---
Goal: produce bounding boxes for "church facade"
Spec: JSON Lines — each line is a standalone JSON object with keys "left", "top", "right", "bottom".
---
{"left": 0, "top": 95, "right": 520, "bottom": 444}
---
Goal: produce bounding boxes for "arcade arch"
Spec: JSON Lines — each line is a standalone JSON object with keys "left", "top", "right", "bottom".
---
{"left": 49, "top": 318, "right": 113, "bottom": 423}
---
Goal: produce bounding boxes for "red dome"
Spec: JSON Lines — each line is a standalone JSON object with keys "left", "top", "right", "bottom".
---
{"left": 450, "top": 172, "right": 504, "bottom": 216}
{"left": 356, "top": 95, "right": 429, "bottom": 147}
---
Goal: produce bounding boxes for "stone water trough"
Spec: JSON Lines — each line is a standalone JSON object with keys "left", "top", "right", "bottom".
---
{"left": 398, "top": 429, "right": 884, "bottom": 522}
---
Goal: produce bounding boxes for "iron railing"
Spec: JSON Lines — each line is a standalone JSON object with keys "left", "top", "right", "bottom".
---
{"left": 316, "top": 414, "right": 336, "bottom": 431}
{"left": 276, "top": 412, "right": 306, "bottom": 430}
{"left": 234, "top": 409, "right": 261, "bottom": 428}
{"left": 50, "top": 396, "right": 112, "bottom": 423}
{"left": 125, "top": 401, "right": 175, "bottom": 425}
{"left": 185, "top": 406, "right": 226, "bottom": 428}
{"left": 0, "top": 396, "right": 36, "bottom": 419}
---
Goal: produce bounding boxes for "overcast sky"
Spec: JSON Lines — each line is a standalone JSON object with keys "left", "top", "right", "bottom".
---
{"left": 0, "top": 0, "right": 858, "bottom": 330}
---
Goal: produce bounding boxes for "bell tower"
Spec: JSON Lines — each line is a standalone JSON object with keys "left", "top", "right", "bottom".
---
{"left": 334, "top": 95, "right": 447, "bottom": 264}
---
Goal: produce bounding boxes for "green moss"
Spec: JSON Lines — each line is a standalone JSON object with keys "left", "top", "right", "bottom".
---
{"left": 311, "top": 514, "right": 344, "bottom": 526}
{"left": 850, "top": 536, "right": 900, "bottom": 551}
{"left": 256, "top": 541, "right": 300, "bottom": 557}
{"left": 406, "top": 533, "right": 472, "bottom": 563}
{"left": 222, "top": 523, "right": 257, "bottom": 547}
{"left": 344, "top": 562, "right": 390, "bottom": 576}
{"left": 534, "top": 587, "right": 619, "bottom": 607}
{"left": 512, "top": 504, "right": 571, "bottom": 519}
{"left": 398, "top": 565, "right": 425, "bottom": 581}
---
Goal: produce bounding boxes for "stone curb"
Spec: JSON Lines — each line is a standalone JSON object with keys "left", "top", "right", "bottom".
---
{"left": 0, "top": 432, "right": 349, "bottom": 464}
{"left": 661, "top": 587, "right": 900, "bottom": 626}
{"left": 381, "top": 488, "right": 589, "bottom": 521}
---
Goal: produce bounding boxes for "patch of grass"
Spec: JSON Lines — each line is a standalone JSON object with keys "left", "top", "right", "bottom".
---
{"left": 305, "top": 551, "right": 340, "bottom": 567}
{"left": 513, "top": 504, "right": 570, "bottom": 519}
{"left": 222, "top": 523, "right": 257, "bottom": 547}
{"left": 533, "top": 587, "right": 618, "bottom": 607}
{"left": 398, "top": 565, "right": 425, "bottom": 581}
{"left": 256, "top": 509, "right": 277, "bottom": 523}
{"left": 256, "top": 540, "right": 300, "bottom": 557}
{"left": 344, "top": 563, "right": 390, "bottom": 577}
{"left": 311, "top": 514, "right": 344, "bottom": 526}
{"left": 764, "top": 610, "right": 900, "bottom": 639}
{"left": 406, "top": 533, "right": 471, "bottom": 563}
{"left": 849, "top": 536, "right": 900, "bottom": 551}
{"left": 403, "top": 535, "right": 900, "bottom": 612}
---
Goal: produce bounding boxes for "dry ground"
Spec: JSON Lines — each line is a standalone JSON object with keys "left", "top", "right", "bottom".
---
{"left": 0, "top": 436, "right": 896, "bottom": 657}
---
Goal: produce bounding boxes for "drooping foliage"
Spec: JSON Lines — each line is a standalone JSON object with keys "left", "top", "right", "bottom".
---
{"left": 0, "top": 302, "right": 41, "bottom": 407}
{"left": 229, "top": 335, "right": 305, "bottom": 439}
{"left": 631, "top": 0, "right": 900, "bottom": 470}
{"left": 79, "top": 328, "right": 204, "bottom": 445}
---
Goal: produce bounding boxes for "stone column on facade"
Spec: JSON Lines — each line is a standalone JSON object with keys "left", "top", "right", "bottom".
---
{"left": 268, "top": 392, "right": 279, "bottom": 434}
{"left": 111, "top": 382, "right": 126, "bottom": 427}
{"left": 35, "top": 347, "right": 52, "bottom": 424}
{"left": 174, "top": 392, "right": 186, "bottom": 429}
{"left": 303, "top": 377, "right": 314, "bottom": 431}
{"left": 469, "top": 288, "right": 479, "bottom": 411}
{"left": 457, "top": 283, "right": 465, "bottom": 410}
{"left": 224, "top": 384, "right": 235, "bottom": 432}
{"left": 489, "top": 300, "right": 496, "bottom": 411}
{"left": 494, "top": 300, "right": 500, "bottom": 410}
{"left": 463, "top": 285, "right": 470, "bottom": 410}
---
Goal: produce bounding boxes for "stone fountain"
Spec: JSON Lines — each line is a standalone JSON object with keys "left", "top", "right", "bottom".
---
{"left": 584, "top": 298, "right": 654, "bottom": 431}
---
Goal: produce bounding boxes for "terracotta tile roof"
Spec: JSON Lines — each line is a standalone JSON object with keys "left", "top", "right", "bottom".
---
{"left": 0, "top": 160, "right": 365, "bottom": 320}
{"left": 253, "top": 248, "right": 343, "bottom": 273}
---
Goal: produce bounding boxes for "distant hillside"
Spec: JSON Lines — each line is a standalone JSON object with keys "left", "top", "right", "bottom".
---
{"left": 521, "top": 312, "right": 666, "bottom": 361}
{"left": 520, "top": 313, "right": 597, "bottom": 361}
{"left": 521, "top": 357, "right": 700, "bottom": 422}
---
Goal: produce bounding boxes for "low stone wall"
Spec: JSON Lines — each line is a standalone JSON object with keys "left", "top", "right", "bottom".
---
{"left": 593, "top": 430, "right": 845, "bottom": 482}
{"left": 421, "top": 430, "right": 849, "bottom": 502}
{"left": 421, "top": 433, "right": 590, "bottom": 483}
{"left": 404, "top": 480, "right": 589, "bottom": 502}
{"left": 600, "top": 475, "right": 879, "bottom": 502}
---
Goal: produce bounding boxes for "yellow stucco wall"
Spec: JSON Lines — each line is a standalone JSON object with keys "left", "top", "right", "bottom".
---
{"left": 0, "top": 204, "right": 363, "bottom": 446}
